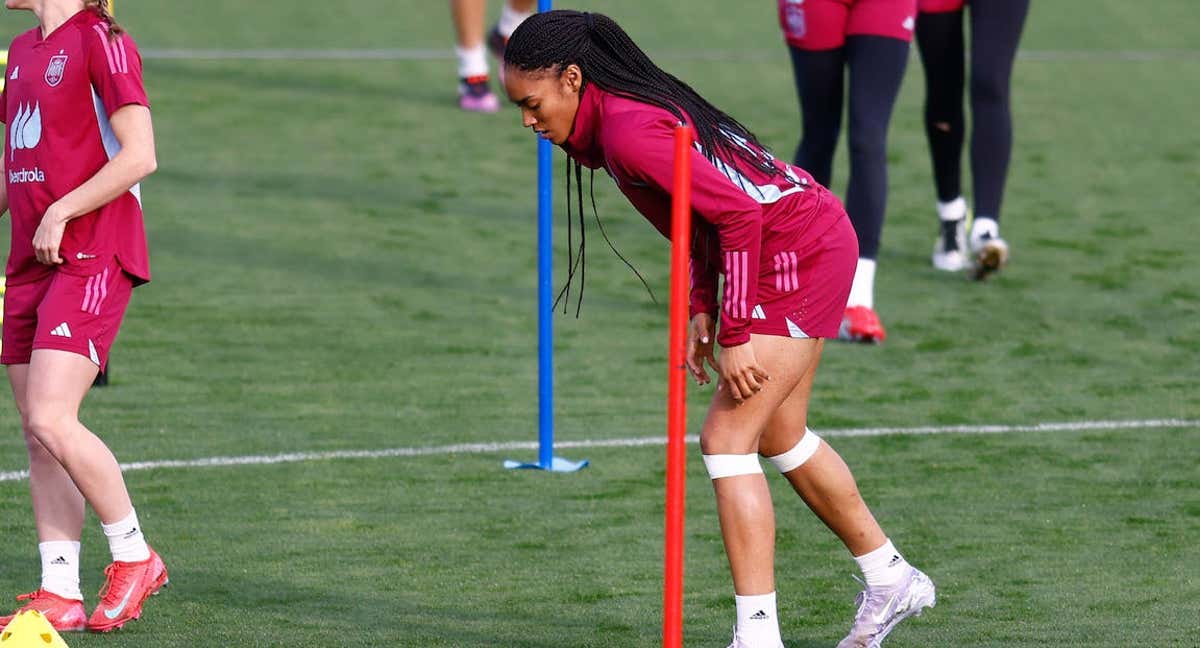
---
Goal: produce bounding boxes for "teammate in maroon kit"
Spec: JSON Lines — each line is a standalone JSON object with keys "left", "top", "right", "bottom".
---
{"left": 917, "top": 0, "right": 1030, "bottom": 278}
{"left": 0, "top": 0, "right": 167, "bottom": 633}
{"left": 502, "top": 11, "right": 934, "bottom": 647}
{"left": 778, "top": 0, "right": 918, "bottom": 343}
{"left": 449, "top": 0, "right": 535, "bottom": 112}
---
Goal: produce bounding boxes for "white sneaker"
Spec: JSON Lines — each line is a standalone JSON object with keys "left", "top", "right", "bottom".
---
{"left": 969, "top": 219, "right": 1009, "bottom": 280}
{"left": 725, "top": 627, "right": 784, "bottom": 648}
{"left": 835, "top": 567, "right": 936, "bottom": 648}
{"left": 931, "top": 217, "right": 967, "bottom": 272}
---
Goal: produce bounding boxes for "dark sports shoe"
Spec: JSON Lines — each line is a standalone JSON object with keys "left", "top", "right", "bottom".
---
{"left": 487, "top": 25, "right": 508, "bottom": 82}
{"left": 458, "top": 75, "right": 499, "bottom": 113}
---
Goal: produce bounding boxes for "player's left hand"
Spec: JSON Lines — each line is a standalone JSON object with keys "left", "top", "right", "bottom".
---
{"left": 717, "top": 341, "right": 769, "bottom": 403}
{"left": 33, "top": 204, "right": 68, "bottom": 265}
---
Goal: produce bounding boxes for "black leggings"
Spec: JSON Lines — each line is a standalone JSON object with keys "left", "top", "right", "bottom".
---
{"left": 917, "top": 0, "right": 1031, "bottom": 221}
{"left": 788, "top": 36, "right": 910, "bottom": 260}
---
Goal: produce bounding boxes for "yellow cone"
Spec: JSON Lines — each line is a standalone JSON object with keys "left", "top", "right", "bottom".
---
{"left": 0, "top": 610, "right": 70, "bottom": 648}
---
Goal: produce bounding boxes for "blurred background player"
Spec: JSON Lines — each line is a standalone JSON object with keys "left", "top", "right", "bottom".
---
{"left": 503, "top": 11, "right": 935, "bottom": 647}
{"left": 917, "top": 0, "right": 1031, "bottom": 278}
{"left": 778, "top": 0, "right": 916, "bottom": 343}
{"left": 449, "top": 0, "right": 535, "bottom": 112}
{"left": 0, "top": 0, "right": 167, "bottom": 633}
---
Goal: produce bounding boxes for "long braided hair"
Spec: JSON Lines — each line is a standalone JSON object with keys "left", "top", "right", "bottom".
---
{"left": 85, "top": 0, "right": 123, "bottom": 39}
{"left": 504, "top": 10, "right": 779, "bottom": 315}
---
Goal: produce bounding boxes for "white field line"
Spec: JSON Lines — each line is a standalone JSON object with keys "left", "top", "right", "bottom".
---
{"left": 0, "top": 418, "right": 1194, "bottom": 484}
{"left": 138, "top": 48, "right": 1200, "bottom": 62}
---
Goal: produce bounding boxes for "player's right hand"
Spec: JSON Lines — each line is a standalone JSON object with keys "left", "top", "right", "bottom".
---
{"left": 686, "top": 313, "right": 718, "bottom": 386}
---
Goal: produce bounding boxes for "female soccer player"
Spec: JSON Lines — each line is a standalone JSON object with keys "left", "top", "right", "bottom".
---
{"left": 917, "top": 0, "right": 1031, "bottom": 278}
{"left": 778, "top": 0, "right": 918, "bottom": 343}
{"left": 0, "top": 0, "right": 166, "bottom": 633}
{"left": 449, "top": 0, "right": 535, "bottom": 112}
{"left": 502, "top": 11, "right": 934, "bottom": 647}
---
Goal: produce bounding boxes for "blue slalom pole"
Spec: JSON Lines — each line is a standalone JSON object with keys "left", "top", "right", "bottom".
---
{"left": 504, "top": 0, "right": 587, "bottom": 473}
{"left": 536, "top": 129, "right": 554, "bottom": 469}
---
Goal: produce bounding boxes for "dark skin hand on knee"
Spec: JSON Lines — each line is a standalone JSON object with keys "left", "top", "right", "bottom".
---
{"left": 686, "top": 313, "right": 769, "bottom": 402}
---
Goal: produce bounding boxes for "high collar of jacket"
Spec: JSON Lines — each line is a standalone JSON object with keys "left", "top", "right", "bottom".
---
{"left": 561, "top": 82, "right": 606, "bottom": 169}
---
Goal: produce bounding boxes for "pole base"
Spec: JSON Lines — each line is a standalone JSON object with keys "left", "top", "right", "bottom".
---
{"left": 503, "top": 456, "right": 589, "bottom": 472}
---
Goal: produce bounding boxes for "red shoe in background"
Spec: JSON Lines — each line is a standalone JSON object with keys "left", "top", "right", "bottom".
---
{"left": 839, "top": 306, "right": 887, "bottom": 344}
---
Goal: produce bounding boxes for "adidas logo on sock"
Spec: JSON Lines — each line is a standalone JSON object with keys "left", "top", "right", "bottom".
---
{"left": 749, "top": 610, "right": 770, "bottom": 621}
{"left": 50, "top": 556, "right": 69, "bottom": 566}
{"left": 888, "top": 554, "right": 903, "bottom": 567}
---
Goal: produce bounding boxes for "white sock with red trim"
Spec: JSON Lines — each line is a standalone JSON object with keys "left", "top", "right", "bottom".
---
{"left": 455, "top": 44, "right": 489, "bottom": 80}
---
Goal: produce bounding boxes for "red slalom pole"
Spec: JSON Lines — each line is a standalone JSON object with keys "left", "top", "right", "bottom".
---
{"left": 663, "top": 123, "right": 693, "bottom": 648}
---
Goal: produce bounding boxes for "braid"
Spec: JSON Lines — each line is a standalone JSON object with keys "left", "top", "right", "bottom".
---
{"left": 85, "top": 0, "right": 124, "bottom": 39}
{"left": 505, "top": 10, "right": 779, "bottom": 178}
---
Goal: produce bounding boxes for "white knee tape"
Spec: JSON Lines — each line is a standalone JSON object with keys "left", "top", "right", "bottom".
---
{"left": 702, "top": 453, "right": 763, "bottom": 480}
{"left": 766, "top": 429, "right": 822, "bottom": 473}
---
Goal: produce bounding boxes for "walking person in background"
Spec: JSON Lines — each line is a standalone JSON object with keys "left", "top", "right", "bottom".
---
{"left": 918, "top": 0, "right": 1031, "bottom": 278}
{"left": 778, "top": 0, "right": 917, "bottom": 343}
{"left": 502, "top": 10, "right": 935, "bottom": 647}
{"left": 449, "top": 0, "right": 535, "bottom": 112}
{"left": 0, "top": 0, "right": 167, "bottom": 633}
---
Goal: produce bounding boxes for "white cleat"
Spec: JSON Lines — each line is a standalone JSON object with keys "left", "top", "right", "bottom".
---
{"left": 969, "top": 220, "right": 1009, "bottom": 280}
{"left": 931, "top": 217, "right": 967, "bottom": 272}
{"left": 835, "top": 567, "right": 936, "bottom": 648}
{"left": 725, "top": 627, "right": 784, "bottom": 648}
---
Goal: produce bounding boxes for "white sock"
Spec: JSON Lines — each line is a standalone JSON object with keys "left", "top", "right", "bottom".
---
{"left": 101, "top": 509, "right": 150, "bottom": 563}
{"left": 970, "top": 216, "right": 999, "bottom": 242}
{"left": 937, "top": 196, "right": 967, "bottom": 222}
{"left": 39, "top": 541, "right": 83, "bottom": 601}
{"left": 498, "top": 3, "right": 533, "bottom": 38}
{"left": 455, "top": 44, "right": 489, "bottom": 79}
{"left": 734, "top": 591, "right": 783, "bottom": 647}
{"left": 854, "top": 539, "right": 909, "bottom": 590}
{"left": 847, "top": 258, "right": 876, "bottom": 309}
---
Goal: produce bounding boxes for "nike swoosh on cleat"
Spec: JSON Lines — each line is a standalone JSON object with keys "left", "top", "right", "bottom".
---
{"left": 103, "top": 583, "right": 138, "bottom": 620}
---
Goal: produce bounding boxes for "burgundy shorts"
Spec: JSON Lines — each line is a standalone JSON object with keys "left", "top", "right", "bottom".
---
{"left": 1, "top": 260, "right": 133, "bottom": 371}
{"left": 748, "top": 198, "right": 857, "bottom": 341}
{"left": 779, "top": 0, "right": 918, "bottom": 50}
{"left": 918, "top": 0, "right": 965, "bottom": 13}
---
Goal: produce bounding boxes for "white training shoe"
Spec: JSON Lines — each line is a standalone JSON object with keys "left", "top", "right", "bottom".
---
{"left": 969, "top": 222, "right": 1009, "bottom": 280}
{"left": 725, "top": 627, "right": 784, "bottom": 648}
{"left": 931, "top": 217, "right": 967, "bottom": 272}
{"left": 835, "top": 567, "right": 936, "bottom": 648}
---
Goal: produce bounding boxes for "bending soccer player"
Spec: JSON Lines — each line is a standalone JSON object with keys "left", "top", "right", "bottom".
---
{"left": 502, "top": 10, "right": 935, "bottom": 648}
{"left": 0, "top": 0, "right": 167, "bottom": 633}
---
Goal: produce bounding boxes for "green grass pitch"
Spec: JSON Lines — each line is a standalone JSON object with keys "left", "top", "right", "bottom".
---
{"left": 0, "top": 1, "right": 1196, "bottom": 645}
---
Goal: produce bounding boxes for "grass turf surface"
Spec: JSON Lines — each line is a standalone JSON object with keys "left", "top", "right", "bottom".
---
{"left": 0, "top": 1, "right": 1196, "bottom": 645}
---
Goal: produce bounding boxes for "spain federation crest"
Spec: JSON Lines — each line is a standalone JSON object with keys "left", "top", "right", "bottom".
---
{"left": 44, "top": 53, "right": 68, "bottom": 87}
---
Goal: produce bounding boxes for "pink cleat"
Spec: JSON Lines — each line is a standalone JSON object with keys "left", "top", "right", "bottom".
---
{"left": 0, "top": 590, "right": 87, "bottom": 633}
{"left": 458, "top": 75, "right": 500, "bottom": 113}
